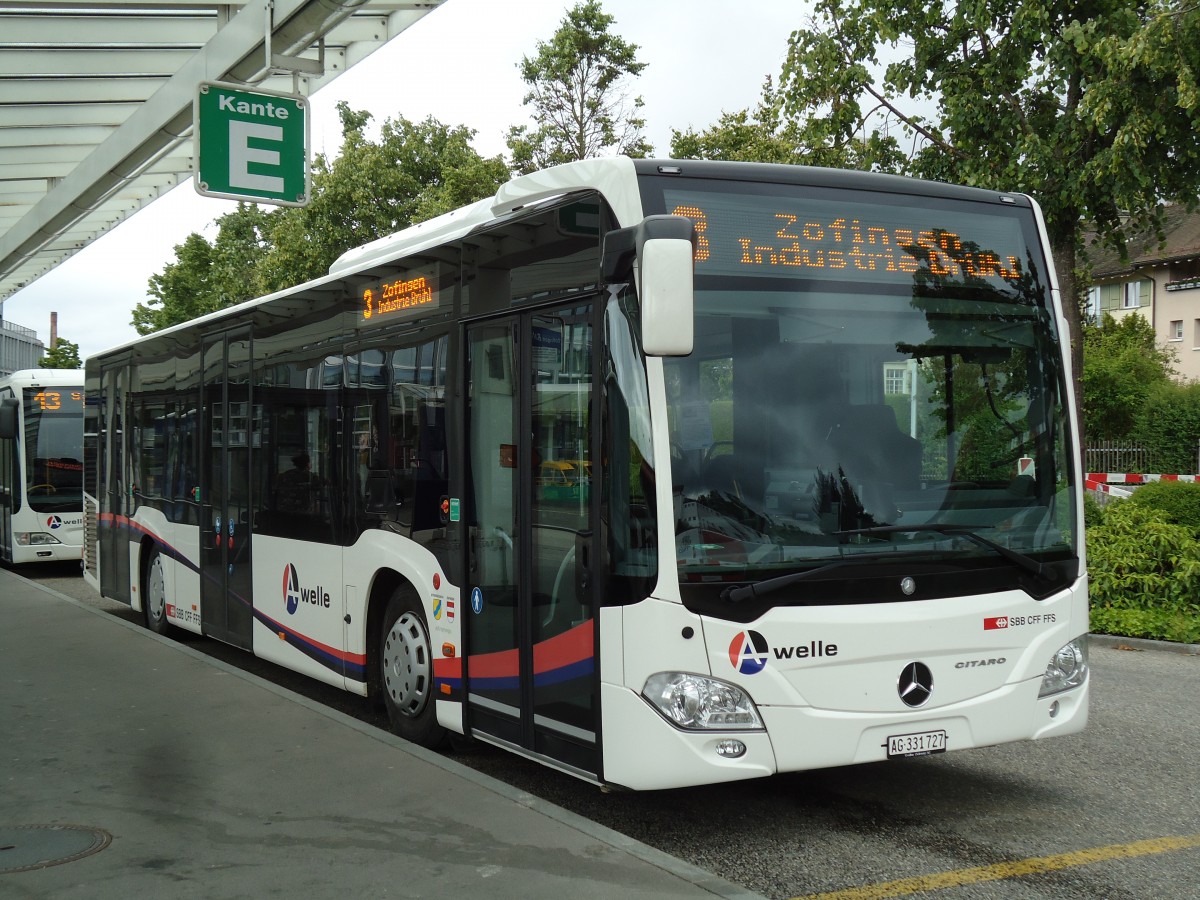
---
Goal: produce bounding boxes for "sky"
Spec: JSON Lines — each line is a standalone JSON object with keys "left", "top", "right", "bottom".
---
{"left": 1, "top": 0, "right": 808, "bottom": 360}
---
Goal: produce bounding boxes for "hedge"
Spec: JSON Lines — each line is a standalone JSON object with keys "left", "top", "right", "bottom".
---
{"left": 1086, "top": 498, "right": 1200, "bottom": 644}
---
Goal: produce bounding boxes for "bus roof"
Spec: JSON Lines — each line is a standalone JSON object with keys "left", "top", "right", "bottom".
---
{"left": 0, "top": 368, "right": 84, "bottom": 387}
{"left": 327, "top": 156, "right": 643, "bottom": 277}
{"left": 87, "top": 157, "right": 1037, "bottom": 361}
{"left": 629, "top": 158, "right": 1035, "bottom": 208}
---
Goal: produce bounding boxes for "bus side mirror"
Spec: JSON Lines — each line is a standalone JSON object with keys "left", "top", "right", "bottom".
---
{"left": 0, "top": 398, "right": 17, "bottom": 440}
{"left": 603, "top": 215, "right": 695, "bottom": 357}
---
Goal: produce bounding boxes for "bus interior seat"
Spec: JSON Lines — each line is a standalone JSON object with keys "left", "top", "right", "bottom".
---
{"left": 364, "top": 469, "right": 398, "bottom": 515}
{"left": 698, "top": 451, "right": 762, "bottom": 501}
{"left": 828, "top": 404, "right": 922, "bottom": 489}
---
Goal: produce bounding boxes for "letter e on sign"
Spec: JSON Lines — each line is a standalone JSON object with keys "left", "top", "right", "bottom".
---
{"left": 229, "top": 121, "right": 285, "bottom": 193}
{"left": 195, "top": 82, "right": 310, "bottom": 207}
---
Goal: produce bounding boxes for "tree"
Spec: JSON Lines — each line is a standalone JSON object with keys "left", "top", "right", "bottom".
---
{"left": 133, "top": 232, "right": 219, "bottom": 334}
{"left": 132, "top": 203, "right": 275, "bottom": 335}
{"left": 506, "top": 0, "right": 651, "bottom": 173}
{"left": 136, "top": 106, "right": 508, "bottom": 332}
{"left": 670, "top": 77, "right": 906, "bottom": 171}
{"left": 1133, "top": 380, "right": 1200, "bottom": 474}
{"left": 769, "top": 0, "right": 1200, "bottom": 455}
{"left": 39, "top": 338, "right": 81, "bottom": 369}
{"left": 671, "top": 78, "right": 803, "bottom": 164}
{"left": 1082, "top": 313, "right": 1176, "bottom": 440}
{"left": 256, "top": 105, "right": 509, "bottom": 293}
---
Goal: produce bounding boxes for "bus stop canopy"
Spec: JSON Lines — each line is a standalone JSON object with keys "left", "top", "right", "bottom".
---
{"left": 0, "top": 0, "right": 446, "bottom": 305}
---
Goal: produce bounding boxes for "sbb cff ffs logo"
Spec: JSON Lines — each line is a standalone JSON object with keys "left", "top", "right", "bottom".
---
{"left": 282, "top": 564, "right": 331, "bottom": 615}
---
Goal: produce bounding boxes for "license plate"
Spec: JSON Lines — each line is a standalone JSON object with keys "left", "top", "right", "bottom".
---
{"left": 885, "top": 729, "right": 947, "bottom": 759}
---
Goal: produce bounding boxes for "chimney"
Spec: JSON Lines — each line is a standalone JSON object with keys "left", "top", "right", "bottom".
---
{"left": 50, "top": 311, "right": 57, "bottom": 349}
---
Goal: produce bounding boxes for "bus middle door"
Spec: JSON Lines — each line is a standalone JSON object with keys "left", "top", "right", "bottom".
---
{"left": 200, "top": 329, "right": 255, "bottom": 650}
{"left": 464, "top": 303, "right": 600, "bottom": 778}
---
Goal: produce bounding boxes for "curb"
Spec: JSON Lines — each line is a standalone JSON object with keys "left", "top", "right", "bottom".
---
{"left": 1088, "top": 632, "right": 1200, "bottom": 656}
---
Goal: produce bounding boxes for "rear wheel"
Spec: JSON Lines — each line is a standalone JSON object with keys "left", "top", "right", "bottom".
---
{"left": 379, "top": 586, "right": 446, "bottom": 748}
{"left": 143, "top": 549, "right": 173, "bottom": 635}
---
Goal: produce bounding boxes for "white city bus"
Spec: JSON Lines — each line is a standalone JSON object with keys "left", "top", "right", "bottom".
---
{"left": 0, "top": 369, "right": 85, "bottom": 565}
{"left": 84, "top": 158, "right": 1088, "bottom": 790}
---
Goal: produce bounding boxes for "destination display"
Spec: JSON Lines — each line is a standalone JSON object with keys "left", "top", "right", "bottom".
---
{"left": 358, "top": 269, "right": 441, "bottom": 326}
{"left": 26, "top": 388, "right": 84, "bottom": 414}
{"left": 663, "top": 189, "right": 1031, "bottom": 286}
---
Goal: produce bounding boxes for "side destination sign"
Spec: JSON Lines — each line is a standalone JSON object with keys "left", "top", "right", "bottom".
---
{"left": 195, "top": 82, "right": 310, "bottom": 207}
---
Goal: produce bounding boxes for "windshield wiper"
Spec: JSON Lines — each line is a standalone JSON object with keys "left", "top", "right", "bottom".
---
{"left": 719, "top": 525, "right": 1050, "bottom": 604}
{"left": 836, "top": 524, "right": 1047, "bottom": 579}
{"left": 721, "top": 558, "right": 867, "bottom": 604}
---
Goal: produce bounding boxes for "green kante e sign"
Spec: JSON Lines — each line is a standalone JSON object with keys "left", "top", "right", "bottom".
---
{"left": 195, "top": 82, "right": 310, "bottom": 206}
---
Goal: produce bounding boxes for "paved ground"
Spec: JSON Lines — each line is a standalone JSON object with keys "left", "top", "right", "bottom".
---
{"left": 1, "top": 568, "right": 761, "bottom": 899}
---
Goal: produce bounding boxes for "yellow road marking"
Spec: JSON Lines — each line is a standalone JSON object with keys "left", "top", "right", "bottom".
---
{"left": 793, "top": 833, "right": 1200, "bottom": 900}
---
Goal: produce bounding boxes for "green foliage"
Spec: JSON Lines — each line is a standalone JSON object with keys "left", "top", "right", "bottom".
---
{"left": 39, "top": 338, "right": 81, "bottom": 369}
{"left": 916, "top": 352, "right": 1029, "bottom": 483}
{"left": 506, "top": 0, "right": 651, "bottom": 173}
{"left": 1089, "top": 604, "right": 1200, "bottom": 644}
{"left": 670, "top": 76, "right": 907, "bottom": 170}
{"left": 134, "top": 232, "right": 219, "bottom": 334}
{"left": 669, "top": 106, "right": 797, "bottom": 164}
{"left": 1081, "top": 313, "right": 1176, "bottom": 440}
{"left": 134, "top": 203, "right": 278, "bottom": 334}
{"left": 257, "top": 108, "right": 508, "bottom": 293}
{"left": 1086, "top": 500, "right": 1200, "bottom": 642}
{"left": 709, "top": 400, "right": 733, "bottom": 444}
{"left": 1083, "top": 492, "right": 1107, "bottom": 528}
{"left": 1131, "top": 380, "right": 1200, "bottom": 474}
{"left": 1127, "top": 479, "right": 1200, "bottom": 531}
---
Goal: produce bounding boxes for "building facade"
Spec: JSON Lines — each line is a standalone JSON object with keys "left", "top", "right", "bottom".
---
{"left": 1087, "top": 204, "right": 1200, "bottom": 381}
{"left": 0, "top": 317, "right": 44, "bottom": 376}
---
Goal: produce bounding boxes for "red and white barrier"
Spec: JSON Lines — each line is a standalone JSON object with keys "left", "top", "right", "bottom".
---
{"left": 1084, "top": 473, "right": 1198, "bottom": 500}
{"left": 1084, "top": 479, "right": 1134, "bottom": 499}
{"left": 1084, "top": 473, "right": 1198, "bottom": 485}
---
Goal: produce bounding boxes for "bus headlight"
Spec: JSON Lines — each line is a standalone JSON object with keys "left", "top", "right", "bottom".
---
{"left": 16, "top": 532, "right": 62, "bottom": 546}
{"left": 642, "top": 672, "right": 764, "bottom": 731}
{"left": 1039, "top": 636, "right": 1089, "bottom": 697}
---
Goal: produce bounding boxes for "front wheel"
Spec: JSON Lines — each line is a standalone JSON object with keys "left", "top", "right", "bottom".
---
{"left": 379, "top": 587, "right": 446, "bottom": 749}
{"left": 143, "top": 549, "right": 173, "bottom": 636}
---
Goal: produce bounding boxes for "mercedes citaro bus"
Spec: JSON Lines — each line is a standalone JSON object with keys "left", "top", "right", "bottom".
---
{"left": 83, "top": 158, "right": 1088, "bottom": 790}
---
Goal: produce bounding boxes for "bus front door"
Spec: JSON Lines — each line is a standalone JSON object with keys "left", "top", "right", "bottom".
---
{"left": 465, "top": 303, "right": 600, "bottom": 778}
{"left": 199, "top": 329, "right": 255, "bottom": 650}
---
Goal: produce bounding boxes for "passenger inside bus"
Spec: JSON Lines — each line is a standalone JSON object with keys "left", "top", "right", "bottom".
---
{"left": 276, "top": 452, "right": 318, "bottom": 514}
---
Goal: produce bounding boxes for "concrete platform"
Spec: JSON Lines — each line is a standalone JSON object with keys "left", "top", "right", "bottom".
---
{"left": 0, "top": 568, "right": 762, "bottom": 898}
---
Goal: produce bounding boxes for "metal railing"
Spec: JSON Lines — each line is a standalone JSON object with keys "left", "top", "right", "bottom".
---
{"left": 1084, "top": 442, "right": 1159, "bottom": 475}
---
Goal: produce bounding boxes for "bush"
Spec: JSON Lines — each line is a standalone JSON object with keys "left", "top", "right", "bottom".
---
{"left": 1127, "top": 479, "right": 1200, "bottom": 532}
{"left": 1083, "top": 492, "right": 1106, "bottom": 528}
{"left": 1132, "top": 380, "right": 1200, "bottom": 475}
{"left": 1089, "top": 605, "right": 1200, "bottom": 644}
{"left": 1086, "top": 501, "right": 1200, "bottom": 642}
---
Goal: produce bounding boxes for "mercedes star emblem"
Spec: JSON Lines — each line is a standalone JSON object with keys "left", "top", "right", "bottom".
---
{"left": 898, "top": 661, "right": 934, "bottom": 708}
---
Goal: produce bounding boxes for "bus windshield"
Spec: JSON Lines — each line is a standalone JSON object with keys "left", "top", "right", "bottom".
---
{"left": 23, "top": 386, "right": 84, "bottom": 513}
{"left": 647, "top": 178, "right": 1077, "bottom": 588}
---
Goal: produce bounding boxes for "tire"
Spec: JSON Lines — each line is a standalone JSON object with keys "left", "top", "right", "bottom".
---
{"left": 143, "top": 548, "right": 173, "bottom": 636}
{"left": 379, "top": 586, "right": 446, "bottom": 749}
